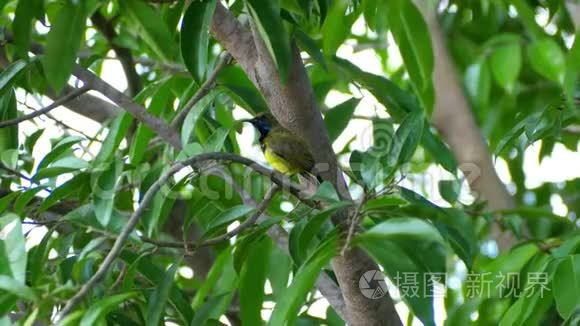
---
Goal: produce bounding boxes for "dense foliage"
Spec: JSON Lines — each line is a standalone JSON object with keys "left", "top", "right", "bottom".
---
{"left": 0, "top": 0, "right": 579, "bottom": 325}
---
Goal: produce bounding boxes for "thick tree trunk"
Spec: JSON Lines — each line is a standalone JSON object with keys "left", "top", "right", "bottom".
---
{"left": 210, "top": 4, "right": 402, "bottom": 325}
{"left": 415, "top": 1, "right": 516, "bottom": 250}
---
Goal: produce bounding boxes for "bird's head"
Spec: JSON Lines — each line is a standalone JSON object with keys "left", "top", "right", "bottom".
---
{"left": 241, "top": 112, "right": 277, "bottom": 138}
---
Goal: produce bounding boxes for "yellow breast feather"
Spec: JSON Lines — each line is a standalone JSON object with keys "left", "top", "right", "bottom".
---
{"left": 264, "top": 147, "right": 300, "bottom": 175}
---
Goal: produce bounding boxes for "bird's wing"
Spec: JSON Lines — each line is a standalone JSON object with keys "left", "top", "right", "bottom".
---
{"left": 265, "top": 129, "right": 315, "bottom": 173}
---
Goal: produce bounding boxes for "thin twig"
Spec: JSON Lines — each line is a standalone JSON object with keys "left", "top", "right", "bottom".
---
{"left": 54, "top": 153, "right": 299, "bottom": 320}
{"left": 0, "top": 86, "right": 90, "bottom": 128}
{"left": 170, "top": 53, "right": 232, "bottom": 129}
{"left": 142, "top": 184, "right": 279, "bottom": 250}
{"left": 340, "top": 194, "right": 365, "bottom": 255}
{"left": 46, "top": 113, "right": 102, "bottom": 143}
{"left": 0, "top": 163, "right": 34, "bottom": 183}
{"left": 55, "top": 161, "right": 185, "bottom": 320}
{"left": 91, "top": 11, "right": 141, "bottom": 96}
{"left": 16, "top": 99, "right": 102, "bottom": 144}
{"left": 72, "top": 65, "right": 182, "bottom": 149}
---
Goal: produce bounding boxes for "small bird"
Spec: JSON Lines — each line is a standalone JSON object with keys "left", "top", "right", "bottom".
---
{"left": 242, "top": 112, "right": 319, "bottom": 181}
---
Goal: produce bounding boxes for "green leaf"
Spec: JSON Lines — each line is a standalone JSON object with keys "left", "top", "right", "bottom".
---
{"left": 245, "top": 0, "right": 291, "bottom": 82}
{"left": 239, "top": 237, "right": 271, "bottom": 326}
{"left": 477, "top": 243, "right": 540, "bottom": 298}
{"left": 12, "top": 0, "right": 42, "bottom": 57}
{"left": 0, "top": 192, "right": 19, "bottom": 214}
{"left": 295, "top": 29, "right": 326, "bottom": 69}
{"left": 28, "top": 226, "right": 57, "bottom": 286}
{"left": 33, "top": 156, "right": 89, "bottom": 181}
{"left": 357, "top": 239, "right": 435, "bottom": 326}
{"left": 38, "top": 172, "right": 89, "bottom": 213}
{"left": 527, "top": 38, "right": 566, "bottom": 84}
{"left": 0, "top": 149, "right": 18, "bottom": 170}
{"left": 290, "top": 201, "right": 349, "bottom": 264}
{"left": 564, "top": 33, "right": 580, "bottom": 110}
{"left": 180, "top": 0, "right": 217, "bottom": 83}
{"left": 204, "top": 127, "right": 231, "bottom": 152}
{"left": 0, "top": 59, "right": 30, "bottom": 91}
{"left": 0, "top": 275, "right": 37, "bottom": 301}
{"left": 553, "top": 255, "right": 580, "bottom": 319}
{"left": 438, "top": 179, "right": 460, "bottom": 204}
{"left": 356, "top": 217, "right": 445, "bottom": 244}
{"left": 56, "top": 311, "right": 84, "bottom": 326}
{"left": 464, "top": 59, "right": 491, "bottom": 109}
{"left": 146, "top": 261, "right": 180, "bottom": 326}
{"left": 121, "top": 0, "right": 177, "bottom": 61}
{"left": 386, "top": 0, "right": 434, "bottom": 111}
{"left": 421, "top": 129, "right": 457, "bottom": 174}
{"left": 14, "top": 186, "right": 48, "bottom": 215}
{"left": 192, "top": 248, "right": 231, "bottom": 310}
{"left": 181, "top": 89, "right": 221, "bottom": 145}
{"left": 94, "top": 113, "right": 133, "bottom": 165}
{"left": 80, "top": 292, "right": 137, "bottom": 326}
{"left": 309, "top": 181, "right": 340, "bottom": 203}
{"left": 490, "top": 38, "right": 521, "bottom": 93}
{"left": 268, "top": 234, "right": 337, "bottom": 325}
{"left": 24, "top": 129, "right": 44, "bottom": 154}
{"left": 333, "top": 57, "right": 418, "bottom": 120}
{"left": 43, "top": 0, "right": 86, "bottom": 92}
{"left": 267, "top": 245, "right": 292, "bottom": 300}
{"left": 389, "top": 110, "right": 424, "bottom": 167}
{"left": 324, "top": 98, "right": 359, "bottom": 141}
{"left": 36, "top": 135, "right": 84, "bottom": 171}
{"left": 509, "top": 0, "right": 545, "bottom": 39}
{"left": 296, "top": 201, "right": 350, "bottom": 263}
{"left": 217, "top": 66, "right": 269, "bottom": 114}
{"left": 120, "top": 251, "right": 193, "bottom": 323}
{"left": 364, "top": 196, "right": 407, "bottom": 210}
{"left": 321, "top": 0, "right": 354, "bottom": 56}
{"left": 0, "top": 214, "right": 27, "bottom": 284}
{"left": 0, "top": 88, "right": 18, "bottom": 153}
{"left": 129, "top": 82, "right": 173, "bottom": 165}
{"left": 92, "top": 159, "right": 123, "bottom": 226}
{"left": 207, "top": 205, "right": 256, "bottom": 230}
{"left": 63, "top": 205, "right": 134, "bottom": 237}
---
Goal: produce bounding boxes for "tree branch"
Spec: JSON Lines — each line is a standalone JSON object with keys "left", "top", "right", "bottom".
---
{"left": 170, "top": 52, "right": 232, "bottom": 129}
{"left": 210, "top": 3, "right": 258, "bottom": 82}
{"left": 72, "top": 65, "right": 182, "bottom": 149}
{"left": 415, "top": 1, "right": 516, "bottom": 250}
{"left": 46, "top": 85, "right": 121, "bottom": 122}
{"left": 56, "top": 153, "right": 291, "bottom": 320}
{"left": 143, "top": 184, "right": 280, "bottom": 250}
{"left": 210, "top": 4, "right": 401, "bottom": 325}
{"left": 0, "top": 86, "right": 90, "bottom": 128}
{"left": 91, "top": 11, "right": 142, "bottom": 96}
{"left": 2, "top": 19, "right": 349, "bottom": 321}
{"left": 0, "top": 42, "right": 120, "bottom": 124}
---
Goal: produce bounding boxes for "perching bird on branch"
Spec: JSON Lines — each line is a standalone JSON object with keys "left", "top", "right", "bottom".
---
{"left": 242, "top": 112, "right": 321, "bottom": 182}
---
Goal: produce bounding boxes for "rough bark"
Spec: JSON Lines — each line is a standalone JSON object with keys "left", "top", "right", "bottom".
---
{"left": 211, "top": 4, "right": 402, "bottom": 325}
{"left": 415, "top": 1, "right": 515, "bottom": 250}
